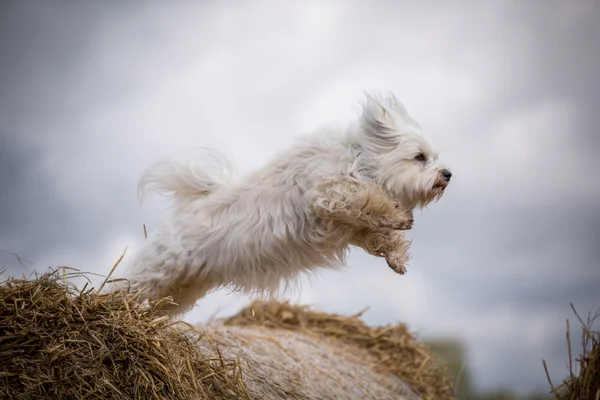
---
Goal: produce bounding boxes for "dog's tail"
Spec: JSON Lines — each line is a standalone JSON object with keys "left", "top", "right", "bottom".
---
{"left": 137, "top": 146, "right": 235, "bottom": 206}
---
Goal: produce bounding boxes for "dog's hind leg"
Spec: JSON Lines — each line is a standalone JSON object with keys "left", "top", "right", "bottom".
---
{"left": 310, "top": 178, "right": 413, "bottom": 231}
{"left": 154, "top": 280, "right": 220, "bottom": 317}
{"left": 126, "top": 268, "right": 222, "bottom": 318}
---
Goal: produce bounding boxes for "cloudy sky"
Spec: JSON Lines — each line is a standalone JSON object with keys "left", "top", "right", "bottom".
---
{"left": 1, "top": 0, "right": 599, "bottom": 395}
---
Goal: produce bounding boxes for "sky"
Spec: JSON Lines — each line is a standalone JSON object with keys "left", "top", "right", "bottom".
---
{"left": 1, "top": 0, "right": 599, "bottom": 395}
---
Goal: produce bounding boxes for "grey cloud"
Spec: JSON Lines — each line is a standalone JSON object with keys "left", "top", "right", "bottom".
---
{"left": 0, "top": 128, "right": 145, "bottom": 276}
{"left": 411, "top": 202, "right": 600, "bottom": 303}
{"left": 0, "top": 133, "right": 70, "bottom": 275}
{"left": 486, "top": 0, "right": 600, "bottom": 149}
{"left": 0, "top": 1, "right": 107, "bottom": 127}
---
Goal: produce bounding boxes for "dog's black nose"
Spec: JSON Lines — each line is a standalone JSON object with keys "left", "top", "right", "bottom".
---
{"left": 441, "top": 169, "right": 452, "bottom": 181}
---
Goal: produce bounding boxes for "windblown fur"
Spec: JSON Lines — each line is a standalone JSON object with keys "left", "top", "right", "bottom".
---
{"left": 120, "top": 92, "right": 452, "bottom": 316}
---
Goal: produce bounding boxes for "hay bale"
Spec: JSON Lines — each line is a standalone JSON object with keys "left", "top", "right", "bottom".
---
{"left": 548, "top": 306, "right": 600, "bottom": 400}
{"left": 219, "top": 300, "right": 456, "bottom": 400}
{"left": 0, "top": 270, "right": 247, "bottom": 400}
{"left": 0, "top": 270, "right": 455, "bottom": 399}
{"left": 199, "top": 324, "right": 422, "bottom": 400}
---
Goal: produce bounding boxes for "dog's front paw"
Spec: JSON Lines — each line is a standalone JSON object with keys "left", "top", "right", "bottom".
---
{"left": 371, "top": 215, "right": 398, "bottom": 229}
{"left": 390, "top": 207, "right": 414, "bottom": 230}
{"left": 371, "top": 208, "right": 413, "bottom": 230}
{"left": 385, "top": 250, "right": 410, "bottom": 275}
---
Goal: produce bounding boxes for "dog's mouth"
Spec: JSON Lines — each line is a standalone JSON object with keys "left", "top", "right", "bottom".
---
{"left": 432, "top": 182, "right": 448, "bottom": 190}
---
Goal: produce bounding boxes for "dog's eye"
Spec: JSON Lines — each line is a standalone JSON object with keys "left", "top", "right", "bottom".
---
{"left": 414, "top": 153, "right": 426, "bottom": 162}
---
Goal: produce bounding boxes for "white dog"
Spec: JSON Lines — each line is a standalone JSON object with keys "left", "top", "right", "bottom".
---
{"left": 119, "top": 92, "right": 452, "bottom": 316}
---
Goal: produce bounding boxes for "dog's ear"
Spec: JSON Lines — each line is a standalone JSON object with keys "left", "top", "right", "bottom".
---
{"left": 361, "top": 92, "right": 396, "bottom": 128}
{"left": 359, "top": 92, "right": 401, "bottom": 150}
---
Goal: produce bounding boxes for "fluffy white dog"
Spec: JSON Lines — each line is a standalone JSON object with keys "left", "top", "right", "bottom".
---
{"left": 119, "top": 92, "right": 452, "bottom": 316}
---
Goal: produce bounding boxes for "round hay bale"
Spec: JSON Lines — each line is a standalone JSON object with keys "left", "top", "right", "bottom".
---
{"left": 218, "top": 300, "right": 456, "bottom": 400}
{"left": 0, "top": 271, "right": 455, "bottom": 399}
{"left": 199, "top": 324, "right": 423, "bottom": 400}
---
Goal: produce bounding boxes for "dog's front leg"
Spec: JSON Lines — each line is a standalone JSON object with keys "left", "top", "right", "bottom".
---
{"left": 351, "top": 229, "right": 411, "bottom": 275}
{"left": 310, "top": 179, "right": 413, "bottom": 231}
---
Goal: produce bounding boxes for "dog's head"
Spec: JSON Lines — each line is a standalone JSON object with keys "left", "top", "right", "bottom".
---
{"left": 355, "top": 92, "right": 452, "bottom": 209}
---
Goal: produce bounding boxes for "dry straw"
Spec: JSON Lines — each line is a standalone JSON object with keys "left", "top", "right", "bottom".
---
{"left": 544, "top": 304, "right": 600, "bottom": 400}
{"left": 2, "top": 237, "right": 596, "bottom": 400}
{"left": 200, "top": 323, "right": 425, "bottom": 399}
{"left": 222, "top": 299, "right": 456, "bottom": 400}
{"left": 0, "top": 268, "right": 249, "bottom": 400}
{"left": 0, "top": 265, "right": 457, "bottom": 400}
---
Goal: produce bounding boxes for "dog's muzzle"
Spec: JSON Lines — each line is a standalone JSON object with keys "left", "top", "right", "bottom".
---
{"left": 433, "top": 169, "right": 452, "bottom": 189}
{"left": 440, "top": 169, "right": 452, "bottom": 182}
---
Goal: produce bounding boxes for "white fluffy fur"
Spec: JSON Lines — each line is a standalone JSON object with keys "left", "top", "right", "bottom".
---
{"left": 118, "top": 92, "right": 452, "bottom": 317}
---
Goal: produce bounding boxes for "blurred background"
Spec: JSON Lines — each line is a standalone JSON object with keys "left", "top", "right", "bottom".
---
{"left": 1, "top": 1, "right": 599, "bottom": 398}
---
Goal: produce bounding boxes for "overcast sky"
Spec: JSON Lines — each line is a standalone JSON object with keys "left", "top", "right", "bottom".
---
{"left": 1, "top": 0, "right": 599, "bottom": 395}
